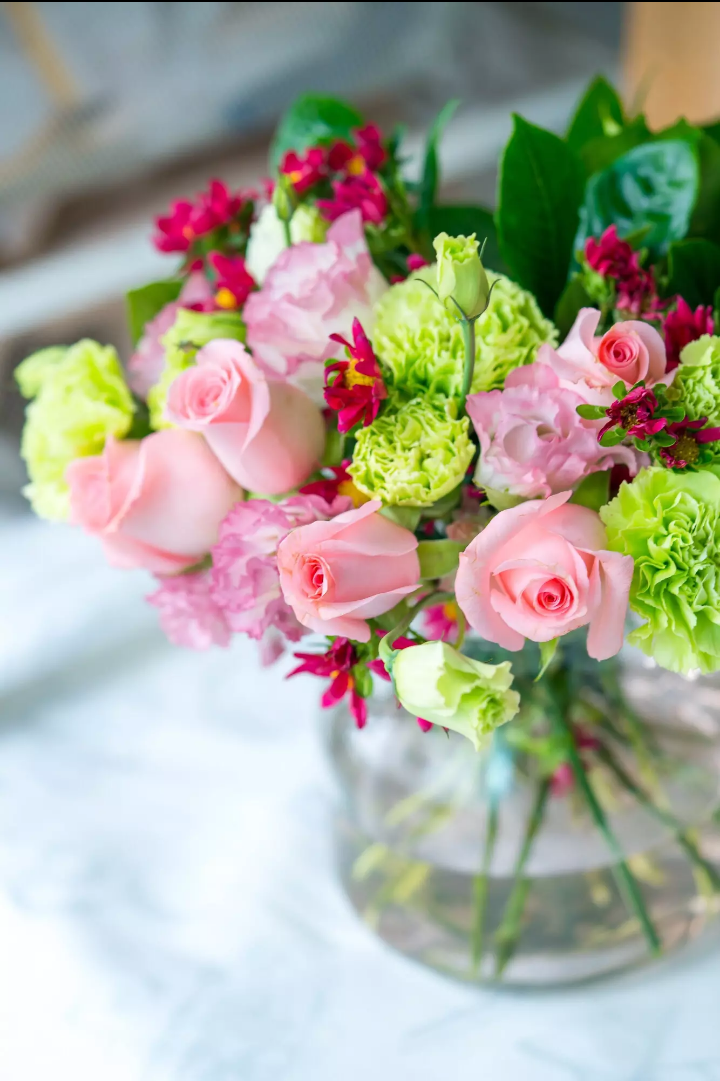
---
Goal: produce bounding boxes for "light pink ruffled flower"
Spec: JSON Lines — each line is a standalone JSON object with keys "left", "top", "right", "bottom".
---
{"left": 127, "top": 273, "right": 213, "bottom": 397}
{"left": 455, "top": 492, "right": 633, "bottom": 661}
{"left": 210, "top": 494, "right": 352, "bottom": 641}
{"left": 147, "top": 571, "right": 232, "bottom": 650}
{"left": 166, "top": 339, "right": 325, "bottom": 495}
{"left": 243, "top": 209, "right": 387, "bottom": 397}
{"left": 277, "top": 500, "right": 420, "bottom": 643}
{"left": 537, "top": 308, "right": 668, "bottom": 406}
{"left": 66, "top": 430, "right": 242, "bottom": 575}
{"left": 467, "top": 364, "right": 637, "bottom": 503}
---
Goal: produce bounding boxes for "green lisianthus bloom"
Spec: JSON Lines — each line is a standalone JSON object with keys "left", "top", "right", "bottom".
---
{"left": 393, "top": 641, "right": 520, "bottom": 750}
{"left": 600, "top": 466, "right": 720, "bottom": 674}
{"left": 147, "top": 307, "right": 245, "bottom": 429}
{"left": 433, "top": 232, "right": 490, "bottom": 320}
{"left": 371, "top": 266, "right": 557, "bottom": 398}
{"left": 669, "top": 335, "right": 720, "bottom": 426}
{"left": 16, "top": 339, "right": 135, "bottom": 521}
{"left": 349, "top": 393, "right": 474, "bottom": 506}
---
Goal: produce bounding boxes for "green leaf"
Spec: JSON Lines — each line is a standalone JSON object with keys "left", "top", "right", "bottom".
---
{"left": 417, "top": 539, "right": 465, "bottom": 580}
{"left": 570, "top": 470, "right": 610, "bottom": 511}
{"left": 379, "top": 506, "right": 422, "bottom": 532}
{"left": 655, "top": 431, "right": 677, "bottom": 447}
{"left": 667, "top": 238, "right": 720, "bottom": 308}
{"left": 417, "top": 99, "right": 460, "bottom": 223}
{"left": 535, "top": 639, "right": 559, "bottom": 682}
{"left": 576, "top": 140, "right": 699, "bottom": 259}
{"left": 599, "top": 429, "right": 624, "bottom": 447}
{"left": 269, "top": 94, "right": 363, "bottom": 170}
{"left": 566, "top": 76, "right": 624, "bottom": 153}
{"left": 576, "top": 404, "right": 608, "bottom": 420}
{"left": 579, "top": 116, "right": 651, "bottom": 177}
{"left": 352, "top": 663, "right": 374, "bottom": 698}
{"left": 497, "top": 115, "right": 585, "bottom": 317}
{"left": 688, "top": 133, "right": 720, "bottom": 244}
{"left": 612, "top": 380, "right": 627, "bottom": 399}
{"left": 554, "top": 276, "right": 593, "bottom": 338}
{"left": 126, "top": 279, "right": 182, "bottom": 347}
{"left": 425, "top": 204, "right": 505, "bottom": 273}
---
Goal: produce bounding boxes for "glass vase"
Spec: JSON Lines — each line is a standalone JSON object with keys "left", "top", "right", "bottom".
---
{"left": 325, "top": 634, "right": 720, "bottom": 985}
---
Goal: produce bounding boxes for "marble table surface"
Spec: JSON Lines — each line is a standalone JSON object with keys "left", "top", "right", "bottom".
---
{"left": 1, "top": 516, "right": 719, "bottom": 1081}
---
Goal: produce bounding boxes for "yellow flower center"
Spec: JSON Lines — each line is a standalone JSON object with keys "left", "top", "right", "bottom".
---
{"left": 442, "top": 601, "right": 459, "bottom": 622}
{"left": 344, "top": 355, "right": 375, "bottom": 388}
{"left": 215, "top": 287, "right": 238, "bottom": 310}
{"left": 337, "top": 478, "right": 370, "bottom": 507}
{"left": 346, "top": 154, "right": 366, "bottom": 177}
{"left": 288, "top": 169, "right": 303, "bottom": 185}
{"left": 182, "top": 225, "right": 195, "bottom": 240}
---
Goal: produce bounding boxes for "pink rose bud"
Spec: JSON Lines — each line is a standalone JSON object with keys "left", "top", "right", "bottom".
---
{"left": 66, "top": 430, "right": 242, "bottom": 574}
{"left": 166, "top": 339, "right": 325, "bottom": 495}
{"left": 455, "top": 492, "right": 633, "bottom": 661}
{"left": 277, "top": 499, "right": 421, "bottom": 642}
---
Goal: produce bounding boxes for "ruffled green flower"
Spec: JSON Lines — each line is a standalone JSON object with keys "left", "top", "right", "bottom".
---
{"left": 349, "top": 393, "right": 473, "bottom": 506}
{"left": 600, "top": 466, "right": 720, "bottom": 674}
{"left": 371, "top": 266, "right": 556, "bottom": 398}
{"left": 16, "top": 339, "right": 135, "bottom": 521}
{"left": 147, "top": 307, "right": 245, "bottom": 429}
{"left": 393, "top": 641, "right": 520, "bottom": 750}
{"left": 669, "top": 335, "right": 720, "bottom": 426}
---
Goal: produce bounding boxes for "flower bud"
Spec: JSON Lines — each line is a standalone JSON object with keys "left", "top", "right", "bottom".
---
{"left": 392, "top": 640, "right": 519, "bottom": 750}
{"left": 272, "top": 175, "right": 296, "bottom": 223}
{"left": 433, "top": 232, "right": 490, "bottom": 321}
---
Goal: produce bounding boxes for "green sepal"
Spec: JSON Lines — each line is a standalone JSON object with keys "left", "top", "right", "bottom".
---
{"left": 417, "top": 539, "right": 465, "bottom": 580}
{"left": 535, "top": 639, "right": 559, "bottom": 682}
{"left": 570, "top": 470, "right": 610, "bottom": 512}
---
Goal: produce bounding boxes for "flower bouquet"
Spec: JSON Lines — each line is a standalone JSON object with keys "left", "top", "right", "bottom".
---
{"left": 18, "top": 80, "right": 720, "bottom": 983}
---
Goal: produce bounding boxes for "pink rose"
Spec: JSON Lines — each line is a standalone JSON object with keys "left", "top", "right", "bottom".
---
{"left": 537, "top": 308, "right": 668, "bottom": 404}
{"left": 277, "top": 499, "right": 421, "bottom": 642}
{"left": 66, "top": 429, "right": 242, "bottom": 574}
{"left": 244, "top": 209, "right": 387, "bottom": 398}
{"left": 467, "top": 364, "right": 637, "bottom": 505}
{"left": 455, "top": 492, "right": 633, "bottom": 661}
{"left": 166, "top": 339, "right": 325, "bottom": 495}
{"left": 127, "top": 273, "right": 213, "bottom": 397}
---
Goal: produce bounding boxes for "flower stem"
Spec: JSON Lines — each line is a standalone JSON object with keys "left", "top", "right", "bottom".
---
{"left": 282, "top": 215, "right": 292, "bottom": 247}
{"left": 550, "top": 697, "right": 662, "bottom": 957}
{"left": 493, "top": 778, "right": 550, "bottom": 978}
{"left": 470, "top": 797, "right": 499, "bottom": 976}
{"left": 378, "top": 591, "right": 455, "bottom": 673}
{"left": 459, "top": 317, "right": 476, "bottom": 414}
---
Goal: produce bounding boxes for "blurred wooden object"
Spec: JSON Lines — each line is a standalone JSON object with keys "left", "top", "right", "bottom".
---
{"left": 624, "top": 2, "right": 720, "bottom": 127}
{"left": 2, "top": 2, "right": 79, "bottom": 107}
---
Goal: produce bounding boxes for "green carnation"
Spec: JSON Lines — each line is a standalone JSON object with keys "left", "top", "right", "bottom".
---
{"left": 147, "top": 307, "right": 245, "bottom": 429}
{"left": 393, "top": 641, "right": 520, "bottom": 750}
{"left": 600, "top": 466, "right": 720, "bottom": 674}
{"left": 16, "top": 339, "right": 135, "bottom": 521}
{"left": 349, "top": 393, "right": 474, "bottom": 506}
{"left": 371, "top": 266, "right": 556, "bottom": 398}
{"left": 669, "top": 335, "right": 720, "bottom": 426}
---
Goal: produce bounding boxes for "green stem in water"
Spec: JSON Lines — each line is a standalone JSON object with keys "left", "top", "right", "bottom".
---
{"left": 459, "top": 316, "right": 476, "bottom": 414}
{"left": 493, "top": 778, "right": 550, "bottom": 978}
{"left": 595, "top": 743, "right": 720, "bottom": 893}
{"left": 471, "top": 797, "right": 499, "bottom": 977}
{"left": 550, "top": 697, "right": 662, "bottom": 957}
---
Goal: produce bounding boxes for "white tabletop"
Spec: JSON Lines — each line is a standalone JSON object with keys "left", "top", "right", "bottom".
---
{"left": 0, "top": 516, "right": 719, "bottom": 1081}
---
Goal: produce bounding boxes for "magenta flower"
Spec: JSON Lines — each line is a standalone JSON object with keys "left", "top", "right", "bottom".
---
{"left": 659, "top": 417, "right": 720, "bottom": 468}
{"left": 288, "top": 638, "right": 368, "bottom": 728}
{"left": 598, "top": 386, "right": 667, "bottom": 441}
{"left": 662, "top": 297, "right": 714, "bottom": 371}
{"left": 207, "top": 251, "right": 256, "bottom": 310}
{"left": 153, "top": 199, "right": 195, "bottom": 254}
{"left": 407, "top": 253, "right": 430, "bottom": 272}
{"left": 423, "top": 602, "right": 460, "bottom": 644}
{"left": 328, "top": 124, "right": 388, "bottom": 175}
{"left": 325, "top": 318, "right": 388, "bottom": 432}
{"left": 318, "top": 171, "right": 388, "bottom": 226}
{"left": 280, "top": 147, "right": 327, "bottom": 194}
{"left": 584, "top": 225, "right": 657, "bottom": 315}
{"left": 147, "top": 571, "right": 232, "bottom": 650}
{"left": 209, "top": 494, "right": 351, "bottom": 643}
{"left": 190, "top": 179, "right": 247, "bottom": 235}
{"left": 300, "top": 460, "right": 362, "bottom": 505}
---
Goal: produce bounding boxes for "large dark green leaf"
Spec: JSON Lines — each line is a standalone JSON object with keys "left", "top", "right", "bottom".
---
{"left": 426, "top": 204, "right": 505, "bottom": 272}
{"left": 667, "top": 239, "right": 720, "bottom": 307}
{"left": 126, "top": 280, "right": 182, "bottom": 346}
{"left": 689, "top": 133, "right": 720, "bottom": 244}
{"left": 577, "top": 140, "right": 699, "bottom": 258}
{"left": 579, "top": 116, "right": 651, "bottom": 177}
{"left": 566, "top": 76, "right": 625, "bottom": 154}
{"left": 417, "top": 99, "right": 460, "bottom": 224}
{"left": 554, "top": 276, "right": 593, "bottom": 339}
{"left": 497, "top": 115, "right": 585, "bottom": 317}
{"left": 269, "top": 94, "right": 363, "bottom": 170}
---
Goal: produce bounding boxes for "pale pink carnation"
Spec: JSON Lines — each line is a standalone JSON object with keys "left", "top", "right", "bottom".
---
{"left": 210, "top": 493, "right": 352, "bottom": 641}
{"left": 127, "top": 273, "right": 213, "bottom": 397}
{"left": 467, "top": 364, "right": 637, "bottom": 504}
{"left": 243, "top": 209, "right": 387, "bottom": 400}
{"left": 147, "top": 571, "right": 232, "bottom": 650}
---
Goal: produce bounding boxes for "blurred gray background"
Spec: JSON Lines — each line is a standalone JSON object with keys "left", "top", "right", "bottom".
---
{"left": 0, "top": 0, "right": 623, "bottom": 512}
